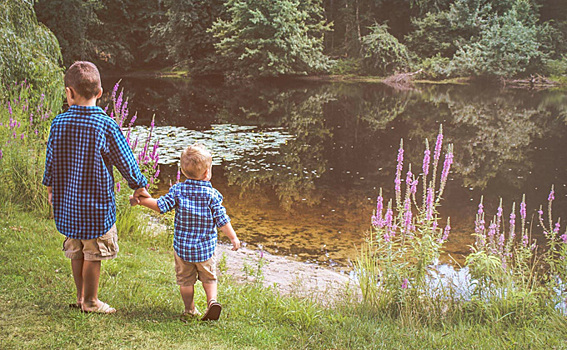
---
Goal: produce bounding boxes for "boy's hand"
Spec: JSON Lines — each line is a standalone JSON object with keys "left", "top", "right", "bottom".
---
{"left": 129, "top": 195, "right": 138, "bottom": 207}
{"left": 132, "top": 187, "right": 151, "bottom": 204}
{"left": 231, "top": 237, "right": 241, "bottom": 251}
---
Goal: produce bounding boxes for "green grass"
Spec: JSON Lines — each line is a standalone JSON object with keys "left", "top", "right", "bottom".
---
{"left": 1, "top": 209, "right": 567, "bottom": 349}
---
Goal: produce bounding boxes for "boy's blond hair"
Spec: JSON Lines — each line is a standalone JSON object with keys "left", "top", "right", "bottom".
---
{"left": 64, "top": 61, "right": 101, "bottom": 99}
{"left": 180, "top": 144, "right": 212, "bottom": 179}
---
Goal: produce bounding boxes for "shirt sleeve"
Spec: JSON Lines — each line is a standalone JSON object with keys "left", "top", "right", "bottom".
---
{"left": 157, "top": 187, "right": 177, "bottom": 214}
{"left": 42, "top": 126, "right": 54, "bottom": 186}
{"left": 107, "top": 121, "right": 148, "bottom": 190}
{"left": 210, "top": 189, "right": 230, "bottom": 228}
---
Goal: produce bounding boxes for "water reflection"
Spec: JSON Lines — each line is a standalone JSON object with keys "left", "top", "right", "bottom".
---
{"left": 102, "top": 76, "right": 567, "bottom": 269}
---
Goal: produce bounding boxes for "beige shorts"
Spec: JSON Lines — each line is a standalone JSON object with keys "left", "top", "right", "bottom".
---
{"left": 174, "top": 251, "right": 217, "bottom": 286}
{"left": 62, "top": 225, "right": 119, "bottom": 261}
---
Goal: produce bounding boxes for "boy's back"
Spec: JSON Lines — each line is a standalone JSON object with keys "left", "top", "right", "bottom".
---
{"left": 45, "top": 104, "right": 146, "bottom": 238}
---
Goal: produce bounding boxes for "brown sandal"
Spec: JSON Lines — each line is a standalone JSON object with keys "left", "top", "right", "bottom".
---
{"left": 201, "top": 300, "right": 222, "bottom": 321}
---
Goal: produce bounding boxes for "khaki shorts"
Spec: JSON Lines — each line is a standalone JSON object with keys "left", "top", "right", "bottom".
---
{"left": 62, "top": 225, "right": 119, "bottom": 261}
{"left": 174, "top": 251, "right": 217, "bottom": 286}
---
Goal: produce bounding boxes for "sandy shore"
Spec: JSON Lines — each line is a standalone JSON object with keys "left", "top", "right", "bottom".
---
{"left": 215, "top": 243, "right": 359, "bottom": 304}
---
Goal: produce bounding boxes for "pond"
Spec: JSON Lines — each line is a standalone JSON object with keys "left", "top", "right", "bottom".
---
{"left": 101, "top": 76, "right": 567, "bottom": 272}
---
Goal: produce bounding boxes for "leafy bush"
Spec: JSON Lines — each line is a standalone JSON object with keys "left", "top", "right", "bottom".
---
{"left": 329, "top": 58, "right": 363, "bottom": 75}
{"left": 0, "top": 1, "right": 63, "bottom": 102}
{"left": 418, "top": 54, "right": 452, "bottom": 80}
{"left": 360, "top": 24, "right": 411, "bottom": 76}
{"left": 210, "top": 0, "right": 332, "bottom": 78}
{"left": 449, "top": 8, "right": 542, "bottom": 79}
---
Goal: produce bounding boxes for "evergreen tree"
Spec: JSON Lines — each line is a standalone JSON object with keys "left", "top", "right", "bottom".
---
{"left": 210, "top": 0, "right": 331, "bottom": 77}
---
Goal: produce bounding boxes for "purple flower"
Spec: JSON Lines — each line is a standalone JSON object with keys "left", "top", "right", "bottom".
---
{"left": 549, "top": 188, "right": 555, "bottom": 202}
{"left": 522, "top": 234, "right": 529, "bottom": 247}
{"left": 561, "top": 234, "right": 567, "bottom": 243}
{"left": 434, "top": 128, "right": 443, "bottom": 163}
{"left": 554, "top": 221, "right": 561, "bottom": 234}
{"left": 395, "top": 141, "right": 404, "bottom": 198}
{"left": 0, "top": 149, "right": 3, "bottom": 160}
{"left": 442, "top": 221, "right": 451, "bottom": 242}
{"left": 425, "top": 187, "right": 434, "bottom": 220}
{"left": 401, "top": 278, "right": 409, "bottom": 289}
{"left": 8, "top": 101, "right": 12, "bottom": 115}
{"left": 509, "top": 211, "right": 516, "bottom": 239}
{"left": 440, "top": 151, "right": 453, "bottom": 184}
{"left": 116, "top": 182, "right": 121, "bottom": 192}
{"left": 520, "top": 200, "right": 526, "bottom": 220}
{"left": 422, "top": 148, "right": 430, "bottom": 177}
{"left": 372, "top": 195, "right": 384, "bottom": 227}
{"left": 177, "top": 167, "right": 181, "bottom": 183}
{"left": 154, "top": 169, "right": 160, "bottom": 178}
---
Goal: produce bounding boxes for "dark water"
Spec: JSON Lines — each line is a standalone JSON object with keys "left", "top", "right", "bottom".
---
{"left": 102, "top": 76, "right": 567, "bottom": 271}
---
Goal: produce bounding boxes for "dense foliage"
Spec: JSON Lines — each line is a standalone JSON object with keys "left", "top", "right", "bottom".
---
{"left": 33, "top": 0, "right": 567, "bottom": 80}
{"left": 1, "top": 0, "right": 63, "bottom": 101}
{"left": 210, "top": 0, "right": 331, "bottom": 77}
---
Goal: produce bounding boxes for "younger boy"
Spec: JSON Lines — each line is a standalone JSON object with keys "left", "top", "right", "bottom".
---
{"left": 131, "top": 144, "right": 240, "bottom": 321}
{"left": 43, "top": 61, "right": 150, "bottom": 314}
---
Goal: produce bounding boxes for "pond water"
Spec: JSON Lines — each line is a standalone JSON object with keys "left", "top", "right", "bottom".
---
{"left": 101, "top": 76, "right": 567, "bottom": 272}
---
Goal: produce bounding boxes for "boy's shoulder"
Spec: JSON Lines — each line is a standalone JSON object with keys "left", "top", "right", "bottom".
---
{"left": 171, "top": 180, "right": 222, "bottom": 198}
{"left": 54, "top": 105, "right": 116, "bottom": 127}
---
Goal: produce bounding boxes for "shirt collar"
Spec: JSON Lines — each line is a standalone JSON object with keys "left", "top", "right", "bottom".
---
{"left": 67, "top": 105, "right": 105, "bottom": 114}
{"left": 183, "top": 179, "right": 212, "bottom": 187}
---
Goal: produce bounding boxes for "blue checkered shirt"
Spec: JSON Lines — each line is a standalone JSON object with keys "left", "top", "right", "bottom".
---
{"left": 157, "top": 179, "right": 231, "bottom": 262}
{"left": 43, "top": 105, "right": 147, "bottom": 240}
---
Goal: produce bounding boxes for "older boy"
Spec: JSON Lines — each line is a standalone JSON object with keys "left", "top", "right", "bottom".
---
{"left": 130, "top": 144, "right": 240, "bottom": 321}
{"left": 43, "top": 61, "right": 150, "bottom": 314}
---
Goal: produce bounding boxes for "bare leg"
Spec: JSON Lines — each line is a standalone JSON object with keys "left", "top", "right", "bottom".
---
{"left": 71, "top": 259, "right": 84, "bottom": 305}
{"left": 81, "top": 260, "right": 102, "bottom": 310}
{"left": 202, "top": 282, "right": 217, "bottom": 304}
{"left": 180, "top": 285, "right": 196, "bottom": 312}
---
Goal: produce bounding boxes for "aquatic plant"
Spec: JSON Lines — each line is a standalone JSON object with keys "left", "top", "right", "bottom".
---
{"left": 358, "top": 125, "right": 455, "bottom": 321}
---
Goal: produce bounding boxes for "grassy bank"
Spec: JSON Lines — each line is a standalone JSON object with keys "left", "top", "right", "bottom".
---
{"left": 1, "top": 208, "right": 567, "bottom": 349}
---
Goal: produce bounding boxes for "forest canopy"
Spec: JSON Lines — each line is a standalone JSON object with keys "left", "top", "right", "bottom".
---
{"left": 33, "top": 0, "right": 567, "bottom": 80}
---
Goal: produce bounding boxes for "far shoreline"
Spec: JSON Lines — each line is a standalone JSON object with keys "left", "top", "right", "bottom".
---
{"left": 104, "top": 68, "right": 567, "bottom": 90}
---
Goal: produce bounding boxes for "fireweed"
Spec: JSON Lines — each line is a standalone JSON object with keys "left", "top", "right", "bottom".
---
{"left": 357, "top": 126, "right": 455, "bottom": 320}
{"left": 106, "top": 82, "right": 161, "bottom": 239}
{"left": 467, "top": 186, "right": 567, "bottom": 317}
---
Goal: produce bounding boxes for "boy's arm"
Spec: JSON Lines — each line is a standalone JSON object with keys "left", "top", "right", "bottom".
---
{"left": 107, "top": 122, "right": 148, "bottom": 191}
{"left": 130, "top": 195, "right": 160, "bottom": 212}
{"left": 219, "top": 222, "right": 240, "bottom": 251}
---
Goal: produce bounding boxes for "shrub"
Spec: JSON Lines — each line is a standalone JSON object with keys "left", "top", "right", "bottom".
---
{"left": 360, "top": 23, "right": 411, "bottom": 76}
{"left": 0, "top": 1, "right": 63, "bottom": 103}
{"left": 449, "top": 9, "right": 542, "bottom": 79}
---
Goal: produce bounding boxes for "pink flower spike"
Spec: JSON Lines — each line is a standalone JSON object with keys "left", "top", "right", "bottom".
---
{"left": 116, "top": 182, "right": 121, "bottom": 192}
{"left": 549, "top": 187, "right": 555, "bottom": 202}
{"left": 401, "top": 278, "right": 408, "bottom": 289}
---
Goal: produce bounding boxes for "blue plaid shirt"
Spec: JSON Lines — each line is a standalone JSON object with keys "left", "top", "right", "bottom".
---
{"left": 157, "top": 179, "right": 231, "bottom": 262}
{"left": 43, "top": 105, "right": 147, "bottom": 240}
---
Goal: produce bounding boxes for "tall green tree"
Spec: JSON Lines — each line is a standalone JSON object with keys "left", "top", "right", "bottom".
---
{"left": 1, "top": 0, "right": 63, "bottom": 100}
{"left": 35, "top": 0, "right": 166, "bottom": 71}
{"left": 210, "top": 0, "right": 332, "bottom": 77}
{"left": 152, "top": 0, "right": 225, "bottom": 74}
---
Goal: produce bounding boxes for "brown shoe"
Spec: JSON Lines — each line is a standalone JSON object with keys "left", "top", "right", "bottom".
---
{"left": 201, "top": 300, "right": 222, "bottom": 321}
